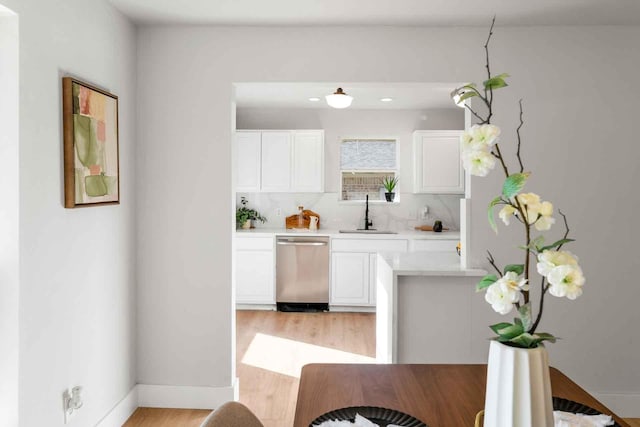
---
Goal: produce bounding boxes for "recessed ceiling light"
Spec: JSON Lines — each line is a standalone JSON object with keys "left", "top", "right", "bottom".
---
{"left": 308, "top": 97, "right": 320, "bottom": 102}
{"left": 380, "top": 97, "right": 393, "bottom": 102}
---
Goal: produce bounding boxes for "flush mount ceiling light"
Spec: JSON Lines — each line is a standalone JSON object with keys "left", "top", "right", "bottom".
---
{"left": 326, "top": 87, "right": 353, "bottom": 109}
{"left": 380, "top": 97, "right": 393, "bottom": 102}
{"left": 308, "top": 97, "right": 320, "bottom": 102}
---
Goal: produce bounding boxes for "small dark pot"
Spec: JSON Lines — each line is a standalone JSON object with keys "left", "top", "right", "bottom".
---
{"left": 385, "top": 192, "right": 395, "bottom": 202}
{"left": 433, "top": 220, "right": 443, "bottom": 232}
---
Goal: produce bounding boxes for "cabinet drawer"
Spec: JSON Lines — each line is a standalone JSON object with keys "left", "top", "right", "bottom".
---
{"left": 235, "top": 236, "right": 274, "bottom": 251}
{"left": 332, "top": 239, "right": 408, "bottom": 253}
{"left": 410, "top": 239, "right": 457, "bottom": 253}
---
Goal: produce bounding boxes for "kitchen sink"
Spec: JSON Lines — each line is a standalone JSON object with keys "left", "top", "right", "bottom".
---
{"left": 338, "top": 229, "right": 398, "bottom": 234}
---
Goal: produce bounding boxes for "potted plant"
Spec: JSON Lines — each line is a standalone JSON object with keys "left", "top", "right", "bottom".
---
{"left": 451, "top": 18, "right": 584, "bottom": 426}
{"left": 236, "top": 197, "right": 266, "bottom": 229}
{"left": 382, "top": 176, "right": 398, "bottom": 202}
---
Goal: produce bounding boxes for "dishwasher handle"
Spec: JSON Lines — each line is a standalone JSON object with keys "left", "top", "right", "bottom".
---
{"left": 277, "top": 240, "right": 327, "bottom": 246}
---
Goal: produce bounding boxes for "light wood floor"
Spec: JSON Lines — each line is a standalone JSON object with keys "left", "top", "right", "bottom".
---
{"left": 123, "top": 310, "right": 639, "bottom": 427}
{"left": 125, "top": 310, "right": 376, "bottom": 427}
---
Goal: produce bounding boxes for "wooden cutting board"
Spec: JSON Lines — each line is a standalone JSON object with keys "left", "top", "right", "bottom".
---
{"left": 286, "top": 209, "right": 321, "bottom": 229}
{"left": 414, "top": 225, "right": 449, "bottom": 232}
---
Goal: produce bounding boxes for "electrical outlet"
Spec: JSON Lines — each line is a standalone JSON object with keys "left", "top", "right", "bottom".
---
{"left": 275, "top": 208, "right": 282, "bottom": 217}
{"left": 421, "top": 206, "right": 429, "bottom": 220}
{"left": 63, "top": 386, "right": 83, "bottom": 424}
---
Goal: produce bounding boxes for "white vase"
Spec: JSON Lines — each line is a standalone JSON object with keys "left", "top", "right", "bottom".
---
{"left": 483, "top": 340, "right": 554, "bottom": 427}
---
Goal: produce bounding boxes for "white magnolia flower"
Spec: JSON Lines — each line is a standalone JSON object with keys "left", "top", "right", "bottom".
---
{"left": 537, "top": 250, "right": 579, "bottom": 276}
{"left": 498, "top": 204, "right": 517, "bottom": 225}
{"left": 484, "top": 272, "right": 528, "bottom": 315}
{"left": 547, "top": 264, "right": 585, "bottom": 300}
{"left": 460, "top": 124, "right": 501, "bottom": 152}
{"left": 515, "top": 193, "right": 555, "bottom": 230}
{"left": 462, "top": 150, "right": 496, "bottom": 177}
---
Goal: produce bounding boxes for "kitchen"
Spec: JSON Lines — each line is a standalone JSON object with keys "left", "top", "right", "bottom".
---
{"left": 233, "top": 82, "right": 478, "bottom": 424}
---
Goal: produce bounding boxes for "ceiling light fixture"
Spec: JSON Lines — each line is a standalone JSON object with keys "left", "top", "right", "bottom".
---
{"left": 380, "top": 97, "right": 393, "bottom": 102}
{"left": 308, "top": 97, "right": 320, "bottom": 102}
{"left": 326, "top": 87, "right": 353, "bottom": 109}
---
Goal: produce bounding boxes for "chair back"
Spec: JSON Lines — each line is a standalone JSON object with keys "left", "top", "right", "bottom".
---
{"left": 200, "top": 401, "right": 265, "bottom": 427}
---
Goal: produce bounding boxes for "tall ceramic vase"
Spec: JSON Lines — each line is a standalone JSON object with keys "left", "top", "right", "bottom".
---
{"left": 483, "top": 340, "right": 554, "bottom": 427}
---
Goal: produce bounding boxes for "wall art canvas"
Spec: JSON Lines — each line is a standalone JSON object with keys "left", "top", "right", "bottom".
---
{"left": 62, "top": 77, "right": 119, "bottom": 208}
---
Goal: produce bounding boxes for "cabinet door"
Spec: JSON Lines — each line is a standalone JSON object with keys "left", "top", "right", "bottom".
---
{"left": 413, "top": 131, "right": 464, "bottom": 194}
{"left": 292, "top": 130, "right": 324, "bottom": 192}
{"left": 236, "top": 250, "right": 275, "bottom": 304}
{"left": 369, "top": 253, "right": 377, "bottom": 305}
{"left": 235, "top": 131, "right": 261, "bottom": 192}
{"left": 331, "top": 252, "right": 370, "bottom": 305}
{"left": 261, "top": 131, "right": 292, "bottom": 192}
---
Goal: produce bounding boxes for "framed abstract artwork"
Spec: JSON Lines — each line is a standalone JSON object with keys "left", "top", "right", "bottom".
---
{"left": 62, "top": 77, "right": 120, "bottom": 208}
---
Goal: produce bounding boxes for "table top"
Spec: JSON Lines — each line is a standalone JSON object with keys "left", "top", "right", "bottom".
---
{"left": 293, "top": 364, "right": 629, "bottom": 427}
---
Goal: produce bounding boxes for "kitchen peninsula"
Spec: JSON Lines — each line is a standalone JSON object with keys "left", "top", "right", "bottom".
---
{"left": 376, "top": 250, "right": 487, "bottom": 364}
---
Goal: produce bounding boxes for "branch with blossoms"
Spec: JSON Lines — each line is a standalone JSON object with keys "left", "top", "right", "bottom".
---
{"left": 450, "top": 17, "right": 585, "bottom": 349}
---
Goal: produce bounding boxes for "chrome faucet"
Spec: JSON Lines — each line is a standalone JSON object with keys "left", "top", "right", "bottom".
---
{"left": 361, "top": 194, "right": 374, "bottom": 230}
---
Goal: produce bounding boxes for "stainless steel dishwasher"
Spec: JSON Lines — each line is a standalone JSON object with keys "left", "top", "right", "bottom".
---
{"left": 276, "top": 236, "right": 329, "bottom": 311}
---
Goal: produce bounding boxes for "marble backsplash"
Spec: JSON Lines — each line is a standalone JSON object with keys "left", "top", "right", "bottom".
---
{"left": 236, "top": 192, "right": 461, "bottom": 231}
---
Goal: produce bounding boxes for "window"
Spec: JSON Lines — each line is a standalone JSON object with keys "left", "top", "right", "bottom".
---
{"left": 340, "top": 138, "right": 398, "bottom": 201}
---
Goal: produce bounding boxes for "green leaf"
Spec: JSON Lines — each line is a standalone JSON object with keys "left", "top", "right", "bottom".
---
{"left": 504, "top": 264, "right": 524, "bottom": 276}
{"left": 533, "top": 332, "right": 557, "bottom": 344}
{"left": 502, "top": 172, "right": 530, "bottom": 199}
{"left": 489, "top": 322, "right": 513, "bottom": 335}
{"left": 476, "top": 274, "right": 498, "bottom": 291}
{"left": 509, "top": 332, "right": 536, "bottom": 348}
{"left": 514, "top": 317, "right": 523, "bottom": 327}
{"left": 483, "top": 73, "right": 510, "bottom": 90}
{"left": 492, "top": 322, "right": 524, "bottom": 340}
{"left": 518, "top": 303, "right": 532, "bottom": 331}
{"left": 457, "top": 91, "right": 478, "bottom": 103}
{"left": 530, "top": 235, "right": 545, "bottom": 252}
{"left": 539, "top": 238, "right": 575, "bottom": 252}
{"left": 487, "top": 196, "right": 503, "bottom": 233}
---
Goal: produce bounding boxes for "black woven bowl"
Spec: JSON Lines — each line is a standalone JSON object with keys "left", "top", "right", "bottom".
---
{"left": 553, "top": 397, "right": 621, "bottom": 427}
{"left": 310, "top": 406, "right": 427, "bottom": 427}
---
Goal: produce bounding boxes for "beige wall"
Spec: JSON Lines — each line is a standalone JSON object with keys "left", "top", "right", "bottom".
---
{"left": 136, "top": 25, "right": 640, "bottom": 414}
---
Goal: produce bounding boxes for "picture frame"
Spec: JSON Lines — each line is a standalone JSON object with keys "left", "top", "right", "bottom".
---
{"left": 62, "top": 77, "right": 120, "bottom": 208}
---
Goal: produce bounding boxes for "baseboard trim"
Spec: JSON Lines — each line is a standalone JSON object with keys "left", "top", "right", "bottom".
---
{"left": 137, "top": 380, "right": 238, "bottom": 409}
{"left": 593, "top": 392, "right": 640, "bottom": 418}
{"left": 95, "top": 385, "right": 139, "bottom": 427}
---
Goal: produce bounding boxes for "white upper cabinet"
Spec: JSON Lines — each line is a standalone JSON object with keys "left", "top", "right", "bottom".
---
{"left": 413, "top": 130, "right": 464, "bottom": 194}
{"left": 235, "top": 131, "right": 261, "bottom": 192}
{"left": 292, "top": 130, "right": 324, "bottom": 192}
{"left": 235, "top": 129, "right": 324, "bottom": 193}
{"left": 261, "top": 131, "right": 292, "bottom": 192}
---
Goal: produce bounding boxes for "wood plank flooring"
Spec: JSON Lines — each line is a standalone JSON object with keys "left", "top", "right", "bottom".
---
{"left": 123, "top": 310, "right": 638, "bottom": 427}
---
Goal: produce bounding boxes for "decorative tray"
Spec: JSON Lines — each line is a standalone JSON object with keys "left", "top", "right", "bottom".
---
{"left": 553, "top": 397, "right": 621, "bottom": 427}
{"left": 310, "top": 406, "right": 427, "bottom": 427}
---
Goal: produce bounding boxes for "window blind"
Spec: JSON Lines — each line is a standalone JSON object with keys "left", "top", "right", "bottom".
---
{"left": 340, "top": 139, "right": 397, "bottom": 170}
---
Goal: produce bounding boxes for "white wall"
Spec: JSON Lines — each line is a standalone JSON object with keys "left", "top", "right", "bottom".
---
{"left": 0, "top": 0, "right": 138, "bottom": 425}
{"left": 137, "top": 25, "right": 640, "bottom": 414}
{"left": 236, "top": 107, "right": 463, "bottom": 231}
{"left": 0, "top": 7, "right": 19, "bottom": 426}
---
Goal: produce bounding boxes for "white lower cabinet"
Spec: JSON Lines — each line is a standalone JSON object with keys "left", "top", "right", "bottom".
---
{"left": 235, "top": 237, "right": 275, "bottom": 304}
{"left": 331, "top": 252, "right": 370, "bottom": 305}
{"left": 331, "top": 239, "right": 408, "bottom": 307}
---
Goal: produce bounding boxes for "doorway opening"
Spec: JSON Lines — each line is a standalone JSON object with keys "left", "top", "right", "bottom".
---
{"left": 231, "top": 82, "right": 466, "bottom": 426}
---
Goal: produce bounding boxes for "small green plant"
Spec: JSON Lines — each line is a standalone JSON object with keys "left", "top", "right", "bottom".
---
{"left": 382, "top": 176, "right": 398, "bottom": 193}
{"left": 236, "top": 197, "right": 266, "bottom": 228}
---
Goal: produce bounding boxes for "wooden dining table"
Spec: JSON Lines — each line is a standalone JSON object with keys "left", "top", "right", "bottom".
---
{"left": 293, "top": 364, "right": 630, "bottom": 427}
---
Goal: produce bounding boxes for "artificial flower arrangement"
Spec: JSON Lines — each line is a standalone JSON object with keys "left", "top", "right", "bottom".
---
{"left": 451, "top": 19, "right": 585, "bottom": 348}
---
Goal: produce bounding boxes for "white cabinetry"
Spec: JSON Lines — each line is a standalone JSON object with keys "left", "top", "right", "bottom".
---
{"left": 331, "top": 239, "right": 408, "bottom": 307}
{"left": 235, "top": 236, "right": 275, "bottom": 304}
{"left": 235, "top": 131, "right": 261, "bottom": 192}
{"left": 235, "top": 130, "right": 324, "bottom": 193}
{"left": 413, "top": 130, "right": 464, "bottom": 194}
{"left": 261, "top": 131, "right": 292, "bottom": 192}
{"left": 331, "top": 252, "right": 370, "bottom": 305}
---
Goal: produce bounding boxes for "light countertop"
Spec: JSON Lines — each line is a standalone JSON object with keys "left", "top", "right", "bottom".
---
{"left": 378, "top": 251, "right": 486, "bottom": 277}
{"left": 235, "top": 228, "right": 460, "bottom": 240}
